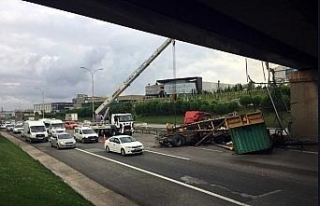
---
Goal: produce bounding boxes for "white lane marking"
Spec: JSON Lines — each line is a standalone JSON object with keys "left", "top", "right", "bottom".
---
{"left": 211, "top": 184, "right": 282, "bottom": 200}
{"left": 289, "top": 149, "right": 318, "bottom": 155}
{"left": 75, "top": 148, "right": 250, "bottom": 206}
{"left": 199, "top": 147, "right": 224, "bottom": 153}
{"left": 258, "top": 190, "right": 282, "bottom": 198}
{"left": 144, "top": 149, "right": 190, "bottom": 160}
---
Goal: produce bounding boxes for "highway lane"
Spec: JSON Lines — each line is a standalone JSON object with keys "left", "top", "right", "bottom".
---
{"left": 10, "top": 132, "right": 318, "bottom": 206}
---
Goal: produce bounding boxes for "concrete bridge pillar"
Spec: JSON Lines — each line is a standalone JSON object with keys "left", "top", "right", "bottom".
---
{"left": 289, "top": 69, "right": 318, "bottom": 141}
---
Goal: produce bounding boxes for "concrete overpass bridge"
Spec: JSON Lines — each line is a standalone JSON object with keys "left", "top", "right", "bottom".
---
{"left": 24, "top": 0, "right": 318, "bottom": 140}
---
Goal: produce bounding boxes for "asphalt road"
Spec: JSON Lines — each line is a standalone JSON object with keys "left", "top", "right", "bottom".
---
{"left": 10, "top": 132, "right": 318, "bottom": 206}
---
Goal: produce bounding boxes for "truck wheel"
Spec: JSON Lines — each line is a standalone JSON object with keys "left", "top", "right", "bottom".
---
{"left": 172, "top": 135, "right": 183, "bottom": 147}
{"left": 81, "top": 138, "right": 85, "bottom": 143}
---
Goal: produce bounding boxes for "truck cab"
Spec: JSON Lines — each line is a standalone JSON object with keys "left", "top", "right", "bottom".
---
{"left": 110, "top": 113, "right": 134, "bottom": 136}
{"left": 43, "top": 119, "right": 66, "bottom": 136}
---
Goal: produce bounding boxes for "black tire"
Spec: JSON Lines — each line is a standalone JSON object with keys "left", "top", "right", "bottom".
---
{"left": 172, "top": 135, "right": 182, "bottom": 147}
{"left": 106, "top": 146, "right": 110, "bottom": 153}
{"left": 50, "top": 142, "right": 53, "bottom": 147}
{"left": 57, "top": 143, "right": 60, "bottom": 150}
{"left": 121, "top": 148, "right": 126, "bottom": 156}
{"left": 81, "top": 138, "right": 85, "bottom": 143}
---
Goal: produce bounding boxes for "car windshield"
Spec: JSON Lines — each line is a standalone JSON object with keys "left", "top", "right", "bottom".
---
{"left": 120, "top": 136, "right": 137, "bottom": 143}
{"left": 82, "top": 129, "right": 95, "bottom": 134}
{"left": 52, "top": 123, "right": 64, "bottom": 128}
{"left": 30, "top": 126, "right": 46, "bottom": 132}
{"left": 58, "top": 133, "right": 73, "bottom": 139}
{"left": 118, "top": 115, "right": 133, "bottom": 122}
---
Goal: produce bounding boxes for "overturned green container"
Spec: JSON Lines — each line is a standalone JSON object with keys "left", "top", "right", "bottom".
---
{"left": 225, "top": 111, "right": 272, "bottom": 154}
{"left": 229, "top": 123, "right": 272, "bottom": 154}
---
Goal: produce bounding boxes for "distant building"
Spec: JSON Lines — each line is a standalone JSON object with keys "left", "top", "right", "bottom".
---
{"left": 72, "top": 94, "right": 145, "bottom": 108}
{"left": 145, "top": 77, "right": 233, "bottom": 96}
{"left": 15, "top": 110, "right": 35, "bottom": 121}
{"left": 202, "top": 81, "right": 233, "bottom": 93}
{"left": 273, "top": 66, "right": 296, "bottom": 82}
{"left": 0, "top": 110, "right": 14, "bottom": 121}
{"left": 72, "top": 94, "right": 89, "bottom": 108}
{"left": 34, "top": 102, "right": 73, "bottom": 114}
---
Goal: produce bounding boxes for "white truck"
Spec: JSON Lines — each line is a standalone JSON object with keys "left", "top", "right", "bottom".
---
{"left": 91, "top": 113, "right": 135, "bottom": 136}
{"left": 21, "top": 120, "right": 49, "bottom": 143}
{"left": 43, "top": 119, "right": 66, "bottom": 136}
{"left": 91, "top": 38, "right": 174, "bottom": 137}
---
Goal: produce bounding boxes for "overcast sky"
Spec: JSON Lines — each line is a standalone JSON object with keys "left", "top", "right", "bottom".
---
{"left": 0, "top": 0, "right": 278, "bottom": 111}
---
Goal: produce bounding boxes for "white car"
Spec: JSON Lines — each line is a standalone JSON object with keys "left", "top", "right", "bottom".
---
{"left": 50, "top": 132, "right": 76, "bottom": 149}
{"left": 104, "top": 135, "right": 144, "bottom": 156}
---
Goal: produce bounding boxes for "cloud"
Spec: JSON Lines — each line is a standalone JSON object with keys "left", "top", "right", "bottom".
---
{"left": 0, "top": 0, "right": 279, "bottom": 111}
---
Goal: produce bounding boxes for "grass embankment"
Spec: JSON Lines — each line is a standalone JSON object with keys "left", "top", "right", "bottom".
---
{"left": 135, "top": 111, "right": 292, "bottom": 128}
{"left": 0, "top": 135, "right": 94, "bottom": 206}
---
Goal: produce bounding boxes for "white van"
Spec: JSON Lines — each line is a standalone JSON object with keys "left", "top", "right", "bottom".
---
{"left": 74, "top": 127, "right": 99, "bottom": 143}
{"left": 22, "top": 120, "right": 49, "bottom": 143}
{"left": 43, "top": 119, "right": 66, "bottom": 136}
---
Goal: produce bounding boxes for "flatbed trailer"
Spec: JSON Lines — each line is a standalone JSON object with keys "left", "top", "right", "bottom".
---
{"left": 156, "top": 117, "right": 229, "bottom": 147}
{"left": 90, "top": 123, "right": 112, "bottom": 137}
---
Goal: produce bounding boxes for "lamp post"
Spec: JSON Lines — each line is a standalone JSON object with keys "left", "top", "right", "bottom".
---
{"left": 35, "top": 87, "right": 46, "bottom": 119}
{"left": 79, "top": 67, "right": 104, "bottom": 122}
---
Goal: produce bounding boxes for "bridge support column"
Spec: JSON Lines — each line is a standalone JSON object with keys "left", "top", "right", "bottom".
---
{"left": 289, "top": 69, "right": 318, "bottom": 142}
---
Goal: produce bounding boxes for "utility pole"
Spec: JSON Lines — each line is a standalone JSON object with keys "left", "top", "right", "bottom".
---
{"left": 79, "top": 67, "right": 104, "bottom": 122}
{"left": 35, "top": 87, "right": 47, "bottom": 119}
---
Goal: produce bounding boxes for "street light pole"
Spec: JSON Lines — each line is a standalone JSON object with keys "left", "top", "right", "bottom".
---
{"left": 35, "top": 87, "right": 46, "bottom": 119}
{"left": 42, "top": 90, "right": 44, "bottom": 119}
{"left": 79, "top": 67, "right": 104, "bottom": 122}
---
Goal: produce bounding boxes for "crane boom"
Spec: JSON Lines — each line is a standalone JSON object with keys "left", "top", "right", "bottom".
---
{"left": 95, "top": 38, "right": 174, "bottom": 120}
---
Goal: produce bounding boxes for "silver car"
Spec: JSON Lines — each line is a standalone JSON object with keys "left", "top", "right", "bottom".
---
{"left": 50, "top": 132, "right": 76, "bottom": 149}
{"left": 13, "top": 124, "right": 24, "bottom": 134}
{"left": 6, "top": 124, "right": 15, "bottom": 132}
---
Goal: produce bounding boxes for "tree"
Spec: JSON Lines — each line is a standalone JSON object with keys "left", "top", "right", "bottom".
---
{"left": 260, "top": 95, "right": 272, "bottom": 111}
{"left": 239, "top": 95, "right": 252, "bottom": 108}
{"left": 252, "top": 96, "right": 262, "bottom": 107}
{"left": 215, "top": 103, "right": 228, "bottom": 115}
{"left": 227, "top": 101, "right": 240, "bottom": 112}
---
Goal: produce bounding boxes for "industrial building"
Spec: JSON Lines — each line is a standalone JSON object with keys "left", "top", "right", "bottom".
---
{"left": 145, "top": 77, "right": 233, "bottom": 97}
{"left": 34, "top": 102, "right": 73, "bottom": 114}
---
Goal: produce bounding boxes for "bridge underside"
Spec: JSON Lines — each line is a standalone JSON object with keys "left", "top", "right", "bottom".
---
{"left": 24, "top": 0, "right": 317, "bottom": 70}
